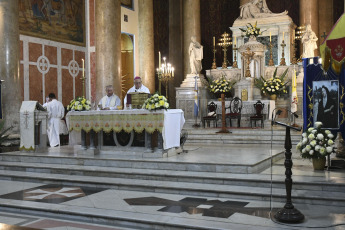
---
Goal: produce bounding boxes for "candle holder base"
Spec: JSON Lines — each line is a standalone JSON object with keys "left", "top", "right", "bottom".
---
{"left": 232, "top": 61, "right": 238, "bottom": 69}
{"left": 212, "top": 61, "right": 217, "bottom": 69}
{"left": 280, "top": 58, "right": 286, "bottom": 66}
{"left": 217, "top": 129, "right": 231, "bottom": 134}
{"left": 268, "top": 59, "right": 275, "bottom": 66}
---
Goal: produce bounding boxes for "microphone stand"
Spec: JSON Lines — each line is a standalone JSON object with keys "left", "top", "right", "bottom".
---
{"left": 272, "top": 119, "right": 304, "bottom": 223}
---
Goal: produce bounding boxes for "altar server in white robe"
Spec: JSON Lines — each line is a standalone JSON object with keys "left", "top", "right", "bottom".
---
{"left": 98, "top": 85, "right": 121, "bottom": 110}
{"left": 124, "top": 76, "right": 150, "bottom": 105}
{"left": 46, "top": 93, "right": 65, "bottom": 147}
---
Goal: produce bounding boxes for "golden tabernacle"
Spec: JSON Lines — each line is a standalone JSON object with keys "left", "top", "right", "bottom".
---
{"left": 127, "top": 92, "right": 150, "bottom": 109}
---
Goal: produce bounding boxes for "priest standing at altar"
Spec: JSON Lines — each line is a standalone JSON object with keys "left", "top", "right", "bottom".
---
{"left": 46, "top": 93, "right": 65, "bottom": 147}
{"left": 98, "top": 85, "right": 121, "bottom": 110}
{"left": 124, "top": 76, "right": 150, "bottom": 106}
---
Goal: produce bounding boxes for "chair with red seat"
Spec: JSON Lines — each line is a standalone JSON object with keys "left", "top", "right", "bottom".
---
{"left": 250, "top": 100, "right": 265, "bottom": 128}
{"left": 225, "top": 97, "right": 242, "bottom": 127}
{"left": 202, "top": 101, "right": 219, "bottom": 128}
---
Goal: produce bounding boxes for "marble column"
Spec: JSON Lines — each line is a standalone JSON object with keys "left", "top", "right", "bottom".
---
{"left": 138, "top": 0, "right": 155, "bottom": 93}
{"left": 299, "top": 0, "right": 319, "bottom": 56}
{"left": 318, "top": 0, "right": 333, "bottom": 44}
{"left": 183, "top": 0, "right": 200, "bottom": 77}
{"left": 0, "top": 0, "right": 21, "bottom": 132}
{"left": 95, "top": 0, "right": 122, "bottom": 103}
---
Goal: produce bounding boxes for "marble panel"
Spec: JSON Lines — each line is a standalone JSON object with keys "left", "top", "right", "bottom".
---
{"left": 75, "top": 71, "right": 83, "bottom": 97}
{"left": 61, "top": 48, "right": 73, "bottom": 66}
{"left": 62, "top": 69, "right": 74, "bottom": 105}
{"left": 20, "top": 64, "right": 24, "bottom": 101}
{"left": 29, "top": 65, "right": 42, "bottom": 102}
{"left": 28, "top": 42, "right": 42, "bottom": 62}
{"left": 45, "top": 67, "right": 58, "bottom": 99}
{"left": 89, "top": 0, "right": 95, "bottom": 47}
{"left": 45, "top": 45, "right": 57, "bottom": 65}
{"left": 20, "top": 40, "right": 23, "bottom": 61}
{"left": 90, "top": 52, "right": 96, "bottom": 101}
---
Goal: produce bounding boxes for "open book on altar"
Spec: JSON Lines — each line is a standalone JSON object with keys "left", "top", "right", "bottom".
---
{"left": 127, "top": 92, "right": 150, "bottom": 109}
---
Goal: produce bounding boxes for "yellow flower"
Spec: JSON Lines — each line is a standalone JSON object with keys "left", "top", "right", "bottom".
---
{"left": 146, "top": 104, "right": 150, "bottom": 109}
{"left": 159, "top": 100, "right": 164, "bottom": 106}
{"left": 151, "top": 104, "right": 155, "bottom": 109}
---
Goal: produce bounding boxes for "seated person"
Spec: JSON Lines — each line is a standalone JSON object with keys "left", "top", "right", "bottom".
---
{"left": 124, "top": 76, "right": 150, "bottom": 106}
{"left": 98, "top": 85, "right": 121, "bottom": 110}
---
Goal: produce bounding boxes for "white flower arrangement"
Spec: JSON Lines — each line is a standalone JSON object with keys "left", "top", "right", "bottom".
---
{"left": 297, "top": 122, "right": 336, "bottom": 159}
{"left": 142, "top": 93, "right": 169, "bottom": 111}
{"left": 67, "top": 96, "right": 91, "bottom": 111}
{"left": 254, "top": 68, "right": 288, "bottom": 96}
{"left": 208, "top": 76, "right": 236, "bottom": 94}
{"left": 239, "top": 21, "right": 264, "bottom": 38}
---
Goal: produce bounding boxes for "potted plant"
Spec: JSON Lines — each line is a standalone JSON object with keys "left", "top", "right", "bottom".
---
{"left": 254, "top": 68, "right": 288, "bottom": 100}
{"left": 208, "top": 76, "right": 236, "bottom": 99}
{"left": 296, "top": 122, "right": 336, "bottom": 170}
{"left": 142, "top": 93, "right": 169, "bottom": 111}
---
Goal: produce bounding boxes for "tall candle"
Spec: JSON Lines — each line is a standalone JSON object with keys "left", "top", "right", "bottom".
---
{"left": 159, "top": 51, "right": 161, "bottom": 68}
{"left": 82, "top": 58, "right": 84, "bottom": 77}
{"left": 269, "top": 32, "right": 271, "bottom": 42}
{"left": 213, "top": 36, "right": 215, "bottom": 46}
{"left": 234, "top": 36, "right": 236, "bottom": 45}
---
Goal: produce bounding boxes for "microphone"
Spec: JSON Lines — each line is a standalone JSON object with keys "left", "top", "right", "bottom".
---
{"left": 271, "top": 108, "right": 283, "bottom": 126}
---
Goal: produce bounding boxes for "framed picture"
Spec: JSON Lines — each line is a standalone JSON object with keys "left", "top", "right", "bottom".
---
{"left": 121, "top": 0, "right": 134, "bottom": 10}
{"left": 313, "top": 80, "right": 339, "bottom": 129}
{"left": 19, "top": 0, "right": 85, "bottom": 46}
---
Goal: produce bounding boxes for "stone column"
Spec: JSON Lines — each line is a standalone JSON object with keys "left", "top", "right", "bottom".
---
{"left": 299, "top": 0, "right": 319, "bottom": 56}
{"left": 318, "top": 0, "right": 333, "bottom": 44}
{"left": 0, "top": 0, "right": 21, "bottom": 132}
{"left": 138, "top": 0, "right": 155, "bottom": 93}
{"left": 183, "top": 0, "right": 200, "bottom": 77}
{"left": 95, "top": 0, "right": 122, "bottom": 103}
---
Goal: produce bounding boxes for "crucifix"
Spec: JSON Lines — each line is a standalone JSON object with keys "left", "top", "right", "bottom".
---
{"left": 241, "top": 47, "right": 255, "bottom": 78}
{"left": 321, "top": 32, "right": 327, "bottom": 42}
{"left": 23, "top": 110, "right": 30, "bottom": 129}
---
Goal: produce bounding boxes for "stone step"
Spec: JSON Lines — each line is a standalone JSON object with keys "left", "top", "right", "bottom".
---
{"left": 0, "top": 170, "right": 344, "bottom": 206}
{"left": 0, "top": 151, "right": 283, "bottom": 174}
{"left": 0, "top": 161, "right": 344, "bottom": 192}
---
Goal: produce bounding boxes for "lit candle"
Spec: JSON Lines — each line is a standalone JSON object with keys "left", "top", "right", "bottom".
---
{"left": 82, "top": 58, "right": 84, "bottom": 77}
{"left": 269, "top": 32, "right": 271, "bottom": 42}
{"left": 234, "top": 36, "right": 236, "bottom": 45}
{"left": 283, "top": 31, "right": 285, "bottom": 40}
{"left": 213, "top": 36, "right": 215, "bottom": 46}
{"left": 159, "top": 51, "right": 161, "bottom": 68}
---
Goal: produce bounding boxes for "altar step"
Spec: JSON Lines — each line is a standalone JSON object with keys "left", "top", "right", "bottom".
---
{"left": 0, "top": 153, "right": 344, "bottom": 207}
{"left": 184, "top": 128, "right": 301, "bottom": 145}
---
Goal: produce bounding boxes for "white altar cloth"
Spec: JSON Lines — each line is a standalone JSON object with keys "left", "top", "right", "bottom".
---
{"left": 66, "top": 109, "right": 185, "bottom": 150}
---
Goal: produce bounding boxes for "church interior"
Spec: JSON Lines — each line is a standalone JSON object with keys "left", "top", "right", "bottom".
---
{"left": 0, "top": 0, "right": 345, "bottom": 229}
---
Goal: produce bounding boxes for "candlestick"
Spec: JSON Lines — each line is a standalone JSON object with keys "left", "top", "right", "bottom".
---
{"left": 268, "top": 41, "right": 274, "bottom": 66}
{"left": 213, "top": 36, "right": 215, "bottom": 46}
{"left": 280, "top": 40, "right": 286, "bottom": 66}
{"left": 234, "top": 36, "right": 236, "bottom": 45}
{"left": 159, "top": 51, "right": 161, "bottom": 68}
{"left": 270, "top": 32, "right": 271, "bottom": 42}
{"left": 232, "top": 45, "right": 238, "bottom": 69}
{"left": 82, "top": 58, "right": 84, "bottom": 77}
{"left": 80, "top": 58, "right": 86, "bottom": 98}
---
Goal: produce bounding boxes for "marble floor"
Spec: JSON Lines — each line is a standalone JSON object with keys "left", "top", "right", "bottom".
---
{"left": 0, "top": 142, "right": 344, "bottom": 230}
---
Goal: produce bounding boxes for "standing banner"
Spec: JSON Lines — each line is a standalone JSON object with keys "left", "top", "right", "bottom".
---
{"left": 291, "top": 69, "right": 298, "bottom": 113}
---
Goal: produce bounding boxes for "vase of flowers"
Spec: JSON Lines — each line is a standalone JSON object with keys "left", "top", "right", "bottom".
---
{"left": 254, "top": 68, "right": 289, "bottom": 99}
{"left": 239, "top": 21, "right": 265, "bottom": 40}
{"left": 208, "top": 76, "right": 236, "bottom": 99}
{"left": 296, "top": 121, "right": 336, "bottom": 170}
{"left": 142, "top": 93, "right": 169, "bottom": 111}
{"left": 67, "top": 96, "right": 91, "bottom": 111}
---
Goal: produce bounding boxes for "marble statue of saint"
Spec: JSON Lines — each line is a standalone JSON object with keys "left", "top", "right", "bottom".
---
{"left": 301, "top": 24, "right": 318, "bottom": 58}
{"left": 189, "top": 36, "right": 203, "bottom": 74}
{"left": 240, "top": 0, "right": 288, "bottom": 19}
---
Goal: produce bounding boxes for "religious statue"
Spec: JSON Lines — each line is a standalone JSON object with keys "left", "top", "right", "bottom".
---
{"left": 301, "top": 24, "right": 318, "bottom": 58}
{"left": 239, "top": 0, "right": 288, "bottom": 19}
{"left": 189, "top": 36, "right": 203, "bottom": 74}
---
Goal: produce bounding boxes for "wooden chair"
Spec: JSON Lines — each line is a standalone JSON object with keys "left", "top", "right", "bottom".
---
{"left": 250, "top": 100, "right": 265, "bottom": 128}
{"left": 225, "top": 97, "right": 242, "bottom": 127}
{"left": 202, "top": 101, "right": 218, "bottom": 128}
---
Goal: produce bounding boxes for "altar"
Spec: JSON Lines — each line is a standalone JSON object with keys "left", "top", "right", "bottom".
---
{"left": 66, "top": 109, "right": 185, "bottom": 155}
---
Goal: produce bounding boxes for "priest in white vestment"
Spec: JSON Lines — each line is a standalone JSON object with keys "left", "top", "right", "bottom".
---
{"left": 46, "top": 93, "right": 65, "bottom": 147}
{"left": 98, "top": 85, "right": 121, "bottom": 110}
{"left": 124, "top": 76, "right": 150, "bottom": 105}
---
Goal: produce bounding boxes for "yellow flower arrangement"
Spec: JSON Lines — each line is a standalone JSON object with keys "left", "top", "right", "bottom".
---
{"left": 208, "top": 76, "right": 236, "bottom": 94}
{"left": 255, "top": 68, "right": 288, "bottom": 96}
{"left": 142, "top": 93, "right": 169, "bottom": 111}
{"left": 67, "top": 96, "right": 91, "bottom": 111}
{"left": 239, "top": 21, "right": 264, "bottom": 38}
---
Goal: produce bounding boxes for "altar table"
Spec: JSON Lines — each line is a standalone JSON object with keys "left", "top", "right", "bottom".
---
{"left": 66, "top": 109, "right": 185, "bottom": 150}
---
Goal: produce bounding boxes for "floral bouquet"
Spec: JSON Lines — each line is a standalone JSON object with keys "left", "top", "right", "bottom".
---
{"left": 142, "top": 93, "right": 169, "bottom": 111}
{"left": 67, "top": 96, "right": 91, "bottom": 111}
{"left": 208, "top": 76, "right": 236, "bottom": 94}
{"left": 254, "top": 68, "right": 288, "bottom": 96}
{"left": 239, "top": 21, "right": 264, "bottom": 38}
{"left": 297, "top": 122, "right": 336, "bottom": 159}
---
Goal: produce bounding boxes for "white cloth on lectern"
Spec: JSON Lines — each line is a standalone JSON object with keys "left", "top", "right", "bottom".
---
{"left": 124, "top": 84, "right": 150, "bottom": 105}
{"left": 20, "top": 101, "right": 37, "bottom": 150}
{"left": 162, "top": 109, "right": 185, "bottom": 150}
{"left": 47, "top": 99, "right": 64, "bottom": 147}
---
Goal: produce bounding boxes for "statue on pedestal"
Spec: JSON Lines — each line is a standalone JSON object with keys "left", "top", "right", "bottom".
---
{"left": 189, "top": 36, "right": 203, "bottom": 74}
{"left": 301, "top": 24, "right": 318, "bottom": 58}
{"left": 240, "top": 0, "right": 288, "bottom": 19}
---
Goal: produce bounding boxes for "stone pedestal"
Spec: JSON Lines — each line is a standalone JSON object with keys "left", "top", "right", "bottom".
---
{"left": 205, "top": 69, "right": 241, "bottom": 82}
{"left": 180, "top": 74, "right": 204, "bottom": 88}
